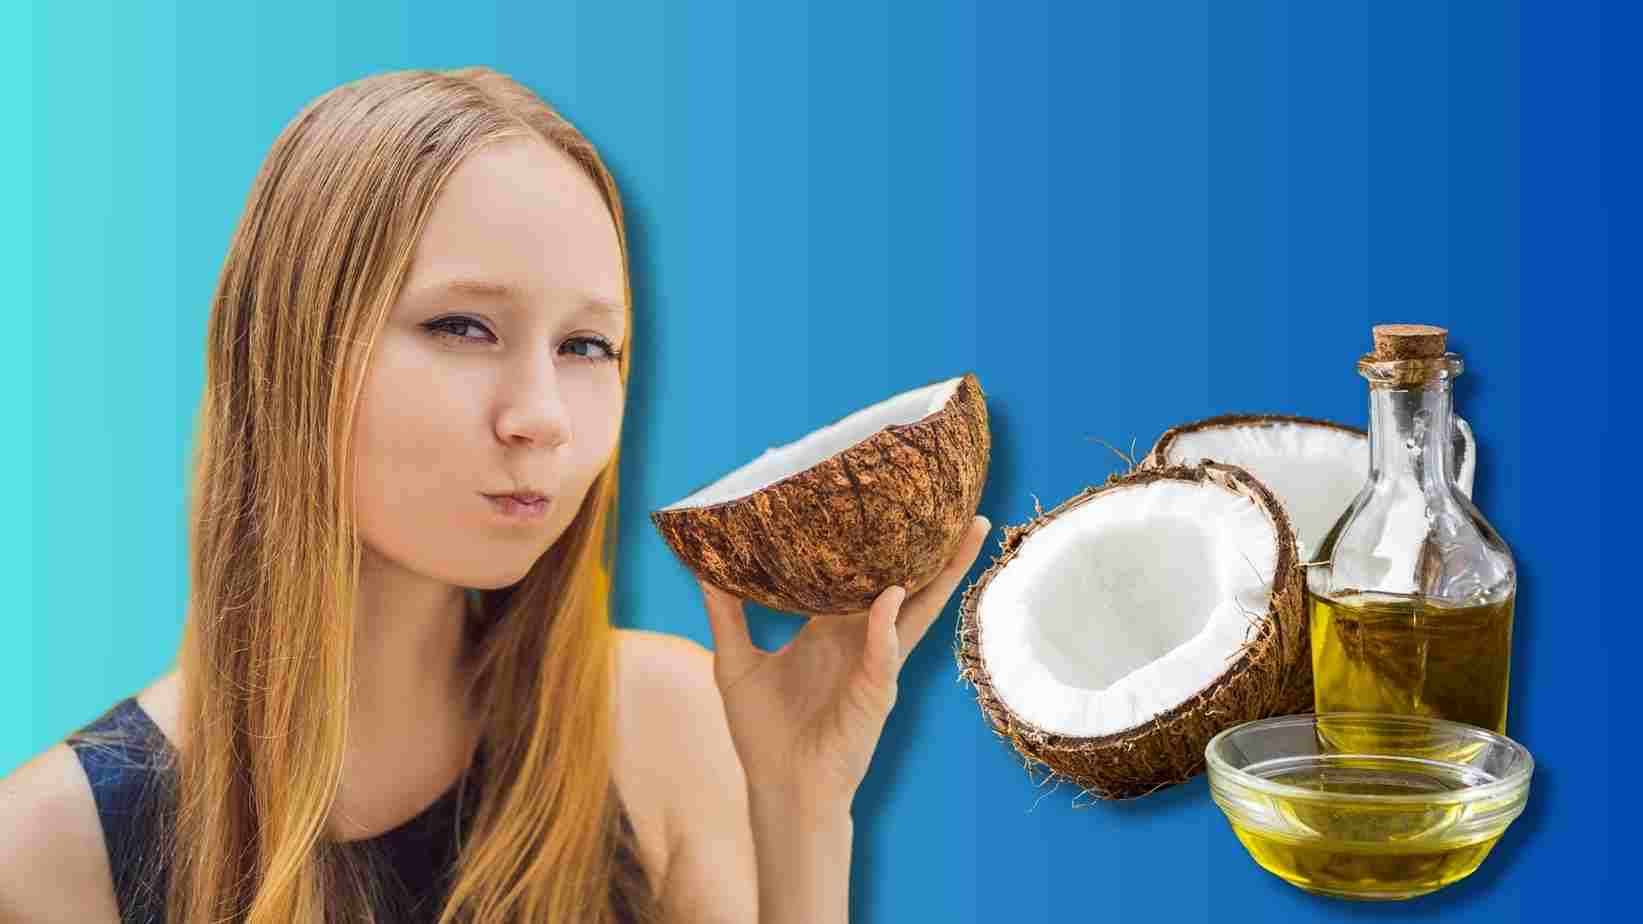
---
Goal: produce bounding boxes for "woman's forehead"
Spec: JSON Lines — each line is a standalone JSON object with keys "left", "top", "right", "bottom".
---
{"left": 404, "top": 139, "right": 624, "bottom": 311}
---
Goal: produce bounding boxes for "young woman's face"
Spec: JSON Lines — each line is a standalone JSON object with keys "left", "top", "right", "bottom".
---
{"left": 353, "top": 137, "right": 627, "bottom": 590}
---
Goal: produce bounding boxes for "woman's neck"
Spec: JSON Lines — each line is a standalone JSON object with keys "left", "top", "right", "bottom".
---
{"left": 328, "top": 552, "right": 483, "bottom": 841}
{"left": 352, "top": 558, "right": 474, "bottom": 716}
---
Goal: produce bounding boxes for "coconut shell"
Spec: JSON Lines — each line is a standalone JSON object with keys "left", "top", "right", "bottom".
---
{"left": 652, "top": 373, "right": 990, "bottom": 616}
{"left": 1143, "top": 410, "right": 1477, "bottom": 506}
{"left": 1142, "top": 412, "right": 1365, "bottom": 472}
{"left": 955, "top": 463, "right": 1307, "bottom": 800}
{"left": 1140, "top": 413, "right": 1359, "bottom": 715}
{"left": 1142, "top": 411, "right": 1477, "bottom": 713}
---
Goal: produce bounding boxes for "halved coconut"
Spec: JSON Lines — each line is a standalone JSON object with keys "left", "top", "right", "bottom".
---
{"left": 1142, "top": 414, "right": 1476, "bottom": 561}
{"left": 956, "top": 463, "right": 1307, "bottom": 800}
{"left": 652, "top": 373, "right": 990, "bottom": 615}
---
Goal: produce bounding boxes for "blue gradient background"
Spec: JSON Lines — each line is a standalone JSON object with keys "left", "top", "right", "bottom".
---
{"left": 5, "top": 1, "right": 1637, "bottom": 920}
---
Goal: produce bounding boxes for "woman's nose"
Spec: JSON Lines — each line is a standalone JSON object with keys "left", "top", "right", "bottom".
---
{"left": 495, "top": 361, "right": 571, "bottom": 449}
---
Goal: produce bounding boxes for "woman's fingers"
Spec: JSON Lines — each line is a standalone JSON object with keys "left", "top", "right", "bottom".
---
{"left": 895, "top": 515, "right": 990, "bottom": 666}
{"left": 861, "top": 585, "right": 907, "bottom": 688}
{"left": 698, "top": 578, "right": 759, "bottom": 687}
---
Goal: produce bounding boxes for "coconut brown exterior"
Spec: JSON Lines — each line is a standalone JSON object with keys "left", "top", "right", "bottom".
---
{"left": 955, "top": 464, "right": 1306, "bottom": 800}
{"left": 652, "top": 373, "right": 990, "bottom": 616}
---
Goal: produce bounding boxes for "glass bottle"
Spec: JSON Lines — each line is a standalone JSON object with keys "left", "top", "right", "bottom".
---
{"left": 1307, "top": 324, "right": 1517, "bottom": 734}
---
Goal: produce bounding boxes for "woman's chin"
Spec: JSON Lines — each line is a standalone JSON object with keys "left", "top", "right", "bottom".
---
{"left": 463, "top": 567, "right": 535, "bottom": 592}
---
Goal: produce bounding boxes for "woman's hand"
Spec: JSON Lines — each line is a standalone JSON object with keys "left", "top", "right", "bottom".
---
{"left": 698, "top": 515, "right": 991, "bottom": 815}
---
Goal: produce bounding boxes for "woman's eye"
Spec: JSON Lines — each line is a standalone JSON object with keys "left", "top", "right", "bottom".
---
{"left": 424, "top": 317, "right": 620, "bottom": 363}
{"left": 561, "top": 336, "right": 622, "bottom": 363}
{"left": 424, "top": 316, "right": 494, "bottom": 343}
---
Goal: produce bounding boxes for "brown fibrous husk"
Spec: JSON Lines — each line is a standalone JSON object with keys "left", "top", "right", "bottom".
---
{"left": 955, "top": 463, "right": 1308, "bottom": 801}
{"left": 652, "top": 373, "right": 991, "bottom": 616}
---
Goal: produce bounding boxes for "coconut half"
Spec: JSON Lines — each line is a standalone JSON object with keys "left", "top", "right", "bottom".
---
{"left": 1142, "top": 414, "right": 1476, "bottom": 561}
{"left": 956, "top": 463, "right": 1307, "bottom": 800}
{"left": 652, "top": 373, "right": 990, "bottom": 615}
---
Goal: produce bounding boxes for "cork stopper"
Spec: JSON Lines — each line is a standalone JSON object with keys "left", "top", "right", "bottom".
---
{"left": 1372, "top": 323, "right": 1448, "bottom": 360}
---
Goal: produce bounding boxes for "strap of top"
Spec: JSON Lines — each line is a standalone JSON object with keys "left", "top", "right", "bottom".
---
{"left": 67, "top": 697, "right": 174, "bottom": 924}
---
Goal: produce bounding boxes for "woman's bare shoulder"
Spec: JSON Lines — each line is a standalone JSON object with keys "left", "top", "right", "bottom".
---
{"left": 612, "top": 629, "right": 757, "bottom": 922}
{"left": 134, "top": 670, "right": 184, "bottom": 748}
{"left": 612, "top": 631, "right": 734, "bottom": 770}
{"left": 0, "top": 742, "right": 122, "bottom": 924}
{"left": 615, "top": 629, "right": 716, "bottom": 690}
{"left": 0, "top": 671, "right": 181, "bottom": 924}
{"left": 611, "top": 628, "right": 730, "bottom": 829}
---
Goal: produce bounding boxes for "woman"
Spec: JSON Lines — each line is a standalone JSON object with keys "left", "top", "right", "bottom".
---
{"left": 0, "top": 66, "right": 987, "bottom": 923}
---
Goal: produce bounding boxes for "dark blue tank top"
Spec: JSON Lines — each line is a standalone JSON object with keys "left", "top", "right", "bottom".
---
{"left": 69, "top": 697, "right": 480, "bottom": 924}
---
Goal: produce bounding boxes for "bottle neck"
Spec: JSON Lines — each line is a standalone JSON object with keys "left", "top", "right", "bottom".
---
{"left": 1367, "top": 382, "right": 1453, "bottom": 492}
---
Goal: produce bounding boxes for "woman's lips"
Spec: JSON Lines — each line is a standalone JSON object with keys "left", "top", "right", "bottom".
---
{"left": 483, "top": 493, "right": 551, "bottom": 521}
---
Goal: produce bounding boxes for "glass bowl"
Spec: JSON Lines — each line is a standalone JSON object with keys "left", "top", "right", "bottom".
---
{"left": 1205, "top": 713, "right": 1533, "bottom": 900}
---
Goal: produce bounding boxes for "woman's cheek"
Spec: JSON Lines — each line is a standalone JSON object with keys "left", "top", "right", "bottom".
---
{"left": 569, "top": 373, "right": 625, "bottom": 472}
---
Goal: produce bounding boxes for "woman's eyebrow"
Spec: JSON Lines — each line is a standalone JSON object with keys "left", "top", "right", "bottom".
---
{"left": 409, "top": 277, "right": 521, "bottom": 302}
{"left": 578, "top": 298, "right": 628, "bottom": 325}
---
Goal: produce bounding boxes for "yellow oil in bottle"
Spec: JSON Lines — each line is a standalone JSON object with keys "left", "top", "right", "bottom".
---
{"left": 1229, "top": 757, "right": 1505, "bottom": 900}
{"left": 1311, "top": 591, "right": 1513, "bottom": 740}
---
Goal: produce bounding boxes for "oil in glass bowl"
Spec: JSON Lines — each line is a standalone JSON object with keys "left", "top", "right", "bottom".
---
{"left": 1206, "top": 714, "right": 1533, "bottom": 900}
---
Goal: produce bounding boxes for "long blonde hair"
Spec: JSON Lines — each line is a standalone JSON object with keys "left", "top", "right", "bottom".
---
{"left": 165, "top": 66, "right": 652, "bottom": 922}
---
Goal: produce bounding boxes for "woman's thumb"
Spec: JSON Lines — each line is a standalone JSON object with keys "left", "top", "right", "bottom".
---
{"left": 861, "top": 585, "right": 906, "bottom": 687}
{"left": 699, "top": 578, "right": 757, "bottom": 683}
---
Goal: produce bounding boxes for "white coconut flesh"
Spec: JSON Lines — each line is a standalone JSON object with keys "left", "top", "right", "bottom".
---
{"left": 1158, "top": 417, "right": 1476, "bottom": 561}
{"left": 977, "top": 479, "right": 1280, "bottom": 739}
{"left": 659, "top": 377, "right": 962, "bottom": 510}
